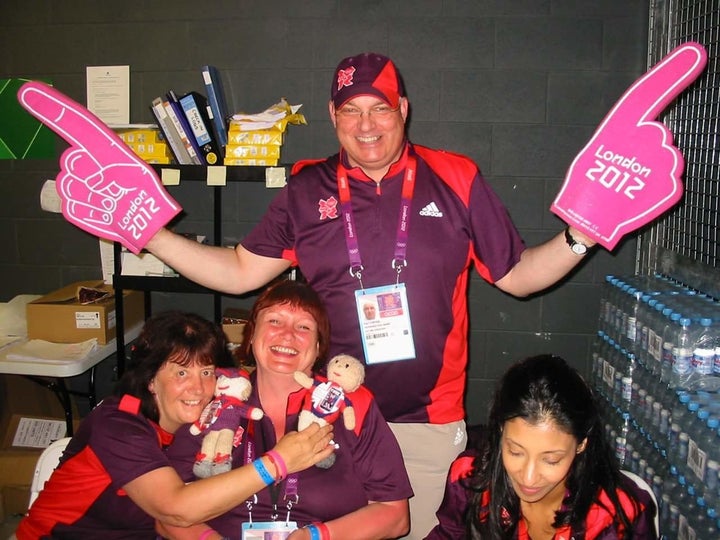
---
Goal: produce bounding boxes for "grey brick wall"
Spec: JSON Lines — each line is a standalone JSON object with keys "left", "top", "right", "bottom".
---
{"left": 0, "top": 0, "right": 649, "bottom": 423}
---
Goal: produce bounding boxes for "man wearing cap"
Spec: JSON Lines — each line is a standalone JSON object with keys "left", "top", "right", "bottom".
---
{"left": 146, "top": 53, "right": 597, "bottom": 538}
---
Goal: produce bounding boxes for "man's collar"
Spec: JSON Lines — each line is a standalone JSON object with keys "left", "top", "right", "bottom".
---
{"left": 340, "top": 141, "right": 410, "bottom": 182}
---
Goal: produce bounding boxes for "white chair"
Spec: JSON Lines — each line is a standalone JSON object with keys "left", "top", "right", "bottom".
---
{"left": 27, "top": 437, "right": 71, "bottom": 509}
{"left": 621, "top": 469, "right": 659, "bottom": 537}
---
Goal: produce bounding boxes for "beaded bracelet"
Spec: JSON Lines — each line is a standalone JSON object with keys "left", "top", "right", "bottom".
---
{"left": 264, "top": 450, "right": 288, "bottom": 481}
{"left": 252, "top": 458, "right": 275, "bottom": 486}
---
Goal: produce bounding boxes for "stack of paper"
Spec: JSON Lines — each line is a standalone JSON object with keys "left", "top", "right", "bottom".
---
{"left": 225, "top": 98, "right": 305, "bottom": 166}
{"left": 0, "top": 294, "right": 42, "bottom": 337}
{"left": 6, "top": 338, "right": 98, "bottom": 363}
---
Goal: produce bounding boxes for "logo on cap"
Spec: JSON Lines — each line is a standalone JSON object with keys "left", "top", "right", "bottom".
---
{"left": 337, "top": 66, "right": 356, "bottom": 91}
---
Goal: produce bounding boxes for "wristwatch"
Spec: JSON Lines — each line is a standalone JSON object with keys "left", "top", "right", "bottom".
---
{"left": 564, "top": 227, "right": 590, "bottom": 255}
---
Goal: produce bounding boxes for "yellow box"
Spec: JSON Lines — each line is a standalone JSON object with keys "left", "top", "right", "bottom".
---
{"left": 26, "top": 280, "right": 145, "bottom": 345}
{"left": 224, "top": 158, "right": 279, "bottom": 166}
{"left": 227, "top": 129, "right": 283, "bottom": 145}
{"left": 115, "top": 127, "right": 163, "bottom": 145}
{"left": 130, "top": 141, "right": 172, "bottom": 158}
{"left": 225, "top": 144, "right": 281, "bottom": 159}
{"left": 141, "top": 156, "right": 173, "bottom": 164}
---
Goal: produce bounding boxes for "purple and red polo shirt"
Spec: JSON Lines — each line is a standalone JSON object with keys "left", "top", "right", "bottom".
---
{"left": 426, "top": 450, "right": 657, "bottom": 539}
{"left": 243, "top": 141, "right": 525, "bottom": 423}
{"left": 16, "top": 395, "right": 173, "bottom": 539}
{"left": 166, "top": 376, "right": 413, "bottom": 536}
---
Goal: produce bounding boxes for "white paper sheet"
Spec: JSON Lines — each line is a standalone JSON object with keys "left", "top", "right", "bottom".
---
{"left": 6, "top": 338, "right": 98, "bottom": 363}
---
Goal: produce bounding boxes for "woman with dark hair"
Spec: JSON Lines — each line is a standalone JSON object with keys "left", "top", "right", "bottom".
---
{"left": 16, "top": 311, "right": 334, "bottom": 540}
{"left": 426, "top": 354, "right": 657, "bottom": 539}
{"left": 163, "top": 280, "right": 412, "bottom": 539}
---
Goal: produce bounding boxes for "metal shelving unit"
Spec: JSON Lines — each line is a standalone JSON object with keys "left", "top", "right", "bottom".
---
{"left": 112, "top": 164, "right": 286, "bottom": 375}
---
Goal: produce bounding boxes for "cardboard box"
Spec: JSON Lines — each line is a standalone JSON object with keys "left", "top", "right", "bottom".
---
{"left": 0, "top": 375, "right": 77, "bottom": 518}
{"left": 222, "top": 308, "right": 249, "bottom": 344}
{"left": 2, "top": 484, "right": 30, "bottom": 516}
{"left": 0, "top": 375, "right": 72, "bottom": 439}
{"left": 26, "top": 280, "right": 144, "bottom": 345}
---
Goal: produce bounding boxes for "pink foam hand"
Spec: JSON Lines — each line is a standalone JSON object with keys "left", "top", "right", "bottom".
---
{"left": 17, "top": 81, "right": 181, "bottom": 254}
{"left": 551, "top": 42, "right": 707, "bottom": 250}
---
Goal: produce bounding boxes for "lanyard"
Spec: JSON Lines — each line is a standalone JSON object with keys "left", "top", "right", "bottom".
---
{"left": 336, "top": 157, "right": 417, "bottom": 288}
{"left": 244, "top": 420, "right": 299, "bottom": 523}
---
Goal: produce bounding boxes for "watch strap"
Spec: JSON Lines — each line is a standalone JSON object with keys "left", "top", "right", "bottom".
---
{"left": 564, "top": 227, "right": 590, "bottom": 255}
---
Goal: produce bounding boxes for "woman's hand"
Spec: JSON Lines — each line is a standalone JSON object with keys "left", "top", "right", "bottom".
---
{"left": 273, "top": 423, "right": 335, "bottom": 474}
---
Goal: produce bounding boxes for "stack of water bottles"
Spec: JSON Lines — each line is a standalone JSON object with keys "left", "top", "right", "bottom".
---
{"left": 591, "top": 273, "right": 720, "bottom": 538}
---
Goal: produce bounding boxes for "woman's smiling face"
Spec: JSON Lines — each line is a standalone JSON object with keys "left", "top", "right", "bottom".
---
{"left": 251, "top": 302, "right": 320, "bottom": 375}
{"left": 149, "top": 359, "right": 216, "bottom": 433}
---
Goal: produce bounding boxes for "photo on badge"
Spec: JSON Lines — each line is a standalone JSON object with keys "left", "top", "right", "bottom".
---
{"left": 241, "top": 521, "right": 297, "bottom": 540}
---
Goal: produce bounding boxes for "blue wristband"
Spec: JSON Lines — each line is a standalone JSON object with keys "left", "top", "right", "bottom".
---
{"left": 253, "top": 458, "right": 275, "bottom": 486}
{"left": 305, "top": 524, "right": 321, "bottom": 540}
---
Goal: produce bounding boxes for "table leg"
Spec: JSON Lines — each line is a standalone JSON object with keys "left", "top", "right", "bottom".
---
{"left": 23, "top": 375, "right": 75, "bottom": 437}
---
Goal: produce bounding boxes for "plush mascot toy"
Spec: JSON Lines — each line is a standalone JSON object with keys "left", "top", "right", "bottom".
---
{"left": 294, "top": 354, "right": 366, "bottom": 468}
{"left": 189, "top": 367, "right": 264, "bottom": 478}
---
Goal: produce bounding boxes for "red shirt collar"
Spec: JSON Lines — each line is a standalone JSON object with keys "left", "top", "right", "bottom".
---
{"left": 150, "top": 420, "right": 175, "bottom": 447}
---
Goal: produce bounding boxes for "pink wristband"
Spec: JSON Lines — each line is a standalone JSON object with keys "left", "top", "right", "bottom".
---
{"left": 265, "top": 450, "right": 288, "bottom": 481}
{"left": 198, "top": 529, "right": 216, "bottom": 540}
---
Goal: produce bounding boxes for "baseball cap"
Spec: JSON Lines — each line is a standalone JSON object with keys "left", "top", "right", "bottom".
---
{"left": 331, "top": 52, "right": 405, "bottom": 109}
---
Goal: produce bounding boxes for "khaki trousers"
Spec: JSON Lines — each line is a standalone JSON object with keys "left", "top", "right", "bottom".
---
{"left": 388, "top": 420, "right": 467, "bottom": 540}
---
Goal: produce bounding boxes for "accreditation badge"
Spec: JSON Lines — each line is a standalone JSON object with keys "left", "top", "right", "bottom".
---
{"left": 355, "top": 283, "right": 416, "bottom": 364}
{"left": 241, "top": 521, "right": 297, "bottom": 539}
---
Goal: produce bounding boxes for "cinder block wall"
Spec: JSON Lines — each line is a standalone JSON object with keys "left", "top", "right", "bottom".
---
{"left": 0, "top": 0, "right": 648, "bottom": 423}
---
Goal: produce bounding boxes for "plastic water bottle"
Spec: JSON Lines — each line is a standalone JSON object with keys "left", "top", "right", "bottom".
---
{"left": 600, "top": 337, "right": 617, "bottom": 401}
{"left": 651, "top": 298, "right": 671, "bottom": 354}
{"left": 690, "top": 497, "right": 710, "bottom": 537}
{"left": 621, "top": 352, "right": 636, "bottom": 410}
{"left": 687, "top": 408, "right": 711, "bottom": 482}
{"left": 704, "top": 457, "right": 720, "bottom": 510}
{"left": 715, "top": 320, "right": 720, "bottom": 378}
{"left": 699, "top": 416, "right": 720, "bottom": 483}
{"left": 658, "top": 405, "right": 671, "bottom": 450}
{"left": 669, "top": 393, "right": 692, "bottom": 459}
{"left": 678, "top": 430, "right": 692, "bottom": 480}
{"left": 638, "top": 293, "right": 653, "bottom": 365}
{"left": 625, "top": 287, "right": 643, "bottom": 355}
{"left": 616, "top": 282, "right": 630, "bottom": 345}
{"left": 661, "top": 310, "right": 680, "bottom": 386}
{"left": 674, "top": 475, "right": 695, "bottom": 536}
{"left": 701, "top": 508, "right": 720, "bottom": 538}
{"left": 647, "top": 300, "right": 666, "bottom": 376}
{"left": 598, "top": 275, "right": 613, "bottom": 335}
{"left": 691, "top": 317, "right": 716, "bottom": 386}
{"left": 590, "top": 330, "right": 605, "bottom": 390}
{"left": 652, "top": 474, "right": 664, "bottom": 506}
{"left": 671, "top": 317, "right": 695, "bottom": 390}
{"left": 665, "top": 502, "right": 680, "bottom": 538}
{"left": 661, "top": 465, "right": 681, "bottom": 531}
{"left": 615, "top": 412, "right": 632, "bottom": 467}
{"left": 650, "top": 400, "right": 663, "bottom": 442}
